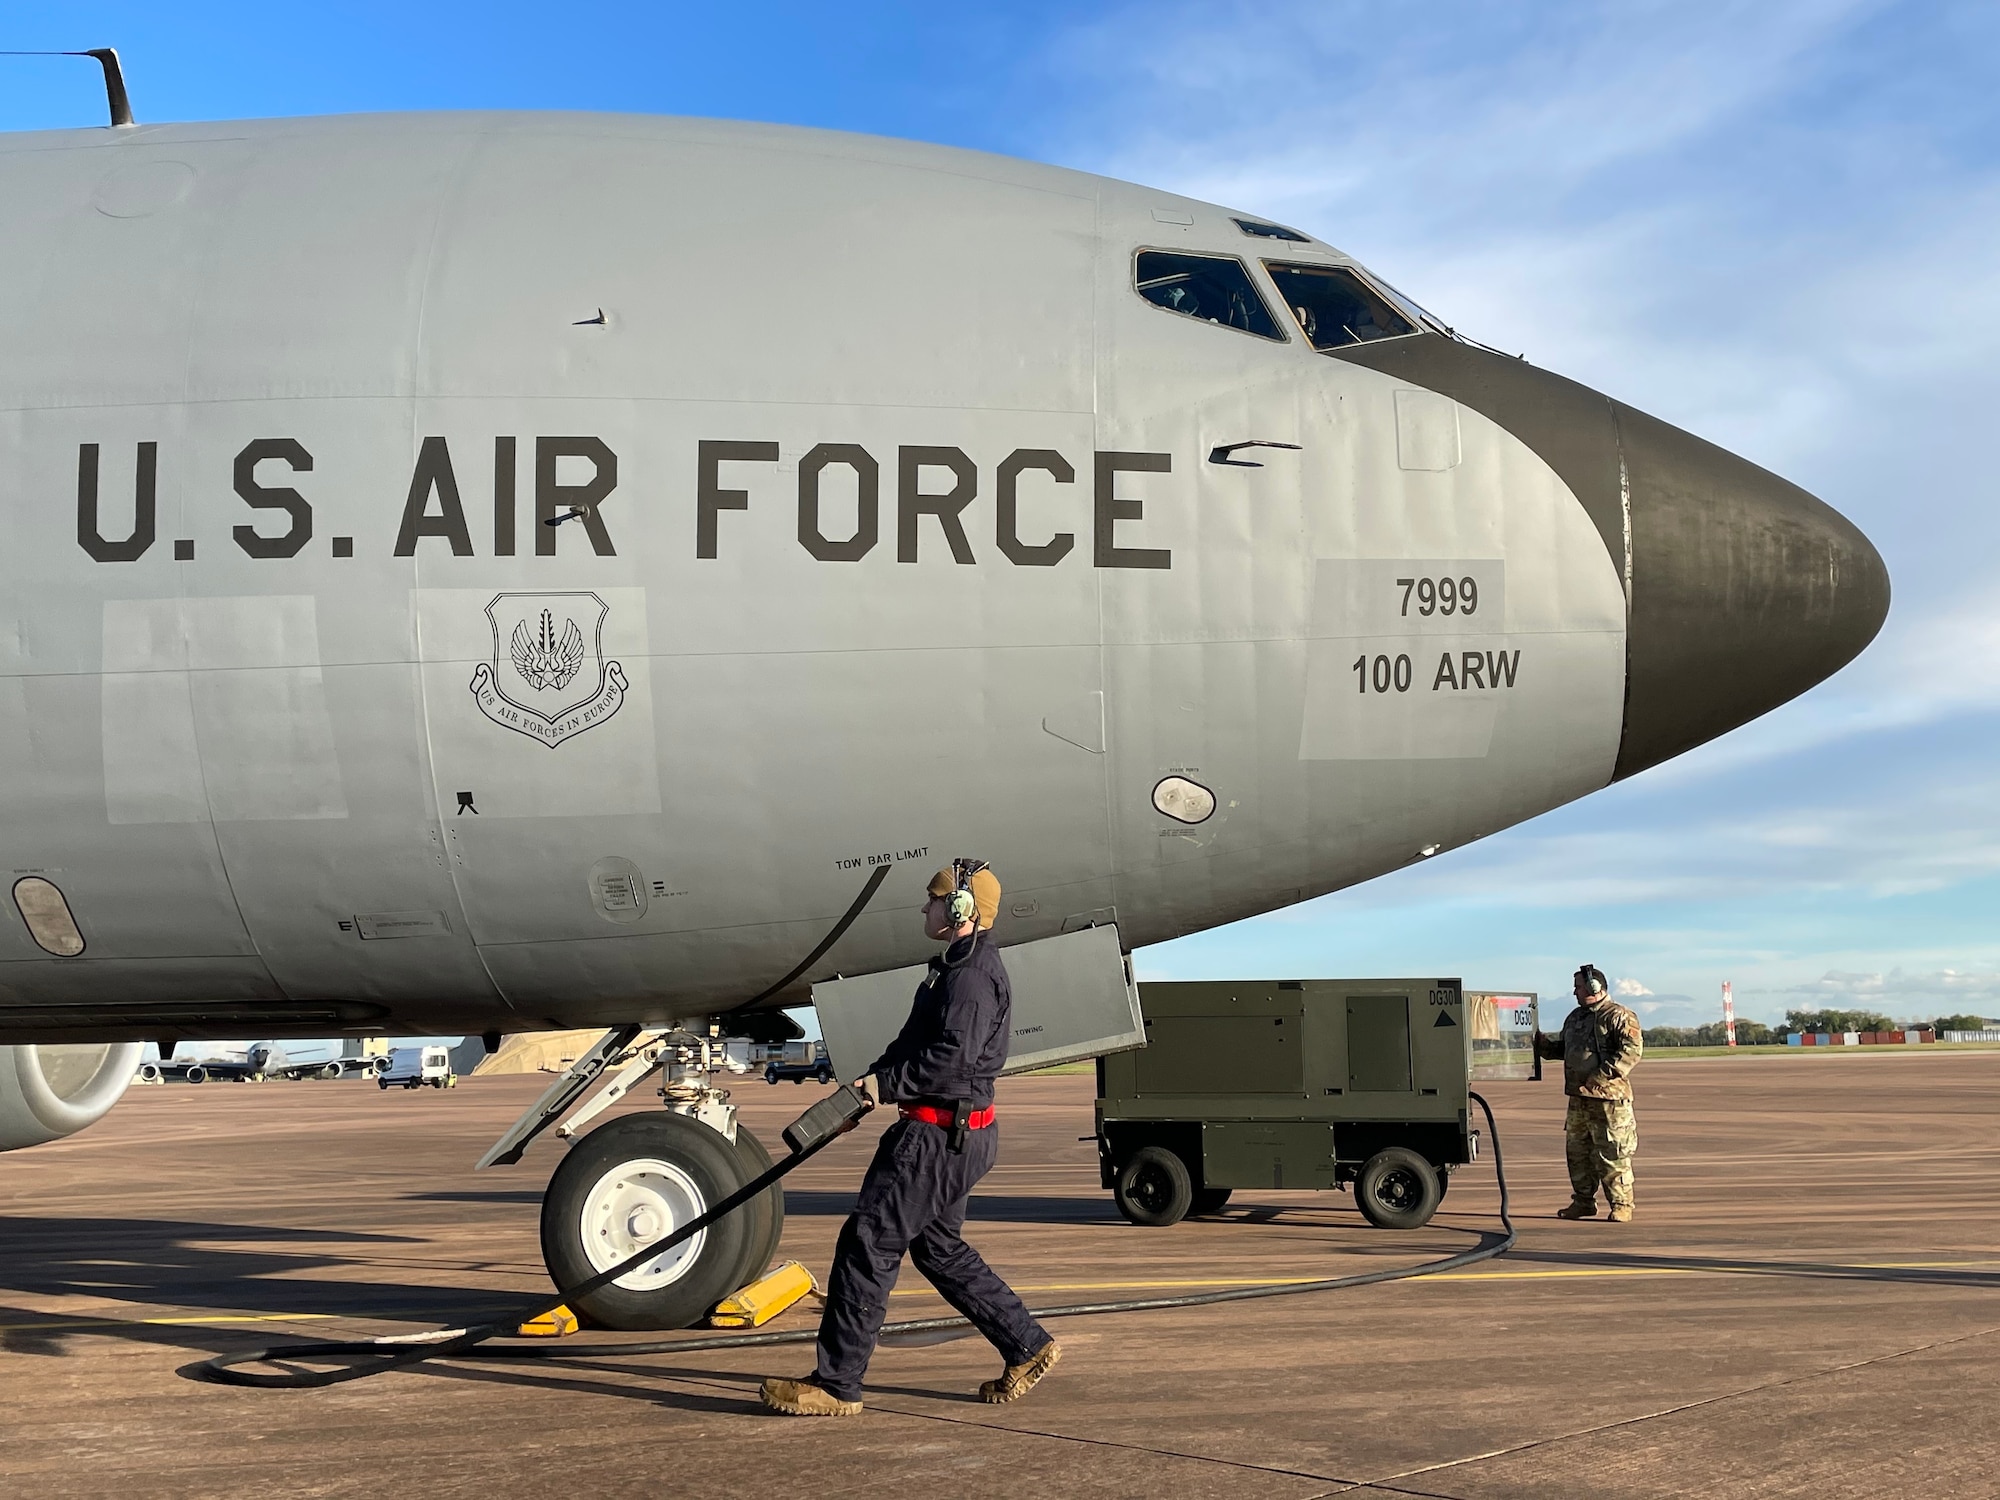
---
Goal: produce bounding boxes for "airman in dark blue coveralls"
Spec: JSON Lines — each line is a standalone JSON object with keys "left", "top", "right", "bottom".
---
{"left": 762, "top": 863, "right": 1060, "bottom": 1416}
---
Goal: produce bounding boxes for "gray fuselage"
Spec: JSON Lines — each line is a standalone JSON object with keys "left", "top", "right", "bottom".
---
{"left": 0, "top": 111, "right": 1887, "bottom": 1043}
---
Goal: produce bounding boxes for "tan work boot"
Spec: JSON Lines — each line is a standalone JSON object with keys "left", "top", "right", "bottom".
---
{"left": 979, "top": 1339, "right": 1062, "bottom": 1404}
{"left": 1555, "top": 1199, "right": 1598, "bottom": 1220}
{"left": 760, "top": 1376, "right": 862, "bottom": 1416}
{"left": 1607, "top": 1203, "right": 1633, "bottom": 1222}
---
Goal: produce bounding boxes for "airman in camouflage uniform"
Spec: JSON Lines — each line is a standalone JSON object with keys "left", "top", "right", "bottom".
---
{"left": 1533, "top": 964, "right": 1642, "bottom": 1222}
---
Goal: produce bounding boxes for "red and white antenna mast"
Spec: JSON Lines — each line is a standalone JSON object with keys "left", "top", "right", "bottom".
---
{"left": 1722, "top": 981, "right": 1738, "bottom": 1048}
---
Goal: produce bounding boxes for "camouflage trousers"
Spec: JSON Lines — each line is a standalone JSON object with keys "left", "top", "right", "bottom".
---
{"left": 1564, "top": 1097, "right": 1637, "bottom": 1207}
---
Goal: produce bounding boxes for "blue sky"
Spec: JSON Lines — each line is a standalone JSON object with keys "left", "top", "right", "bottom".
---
{"left": 9, "top": 2, "right": 1998, "bottom": 1028}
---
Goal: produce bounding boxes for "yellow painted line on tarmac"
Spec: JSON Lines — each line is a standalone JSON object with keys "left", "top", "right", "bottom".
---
{"left": 0, "top": 1301, "right": 528, "bottom": 1333}
{"left": 1429, "top": 1257, "right": 2000, "bottom": 1284}
{"left": 13, "top": 1259, "right": 1996, "bottom": 1332}
{"left": 895, "top": 1277, "right": 1324, "bottom": 1295}
{"left": 892, "top": 1257, "right": 2000, "bottom": 1296}
{"left": 0, "top": 1311, "right": 347, "bottom": 1332}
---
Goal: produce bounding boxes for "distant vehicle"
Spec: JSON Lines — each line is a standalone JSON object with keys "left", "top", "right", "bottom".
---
{"left": 761, "top": 1039, "right": 834, "bottom": 1086}
{"left": 378, "top": 1046, "right": 456, "bottom": 1090}
{"left": 1096, "top": 980, "right": 1539, "bottom": 1231}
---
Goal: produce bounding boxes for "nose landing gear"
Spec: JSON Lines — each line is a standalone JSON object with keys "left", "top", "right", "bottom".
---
{"left": 541, "top": 1111, "right": 774, "bottom": 1330}
{"left": 493, "top": 1023, "right": 790, "bottom": 1330}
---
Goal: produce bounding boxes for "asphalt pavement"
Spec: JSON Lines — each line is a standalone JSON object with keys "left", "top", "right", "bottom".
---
{"left": 2, "top": 1053, "right": 1996, "bottom": 1498}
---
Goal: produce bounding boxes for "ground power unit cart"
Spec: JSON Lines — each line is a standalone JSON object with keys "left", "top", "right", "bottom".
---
{"left": 1096, "top": 978, "right": 1537, "bottom": 1229}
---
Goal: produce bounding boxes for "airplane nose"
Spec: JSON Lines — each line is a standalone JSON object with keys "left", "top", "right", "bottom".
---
{"left": 1326, "top": 336, "right": 1889, "bottom": 780}
{"left": 1612, "top": 402, "right": 1889, "bottom": 778}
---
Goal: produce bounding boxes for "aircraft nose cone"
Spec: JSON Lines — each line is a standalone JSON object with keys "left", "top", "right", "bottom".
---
{"left": 1325, "top": 336, "right": 1889, "bottom": 779}
{"left": 1612, "top": 402, "right": 1890, "bottom": 778}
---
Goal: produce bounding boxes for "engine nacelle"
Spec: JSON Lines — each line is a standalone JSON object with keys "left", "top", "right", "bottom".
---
{"left": 0, "top": 1042, "right": 144, "bottom": 1151}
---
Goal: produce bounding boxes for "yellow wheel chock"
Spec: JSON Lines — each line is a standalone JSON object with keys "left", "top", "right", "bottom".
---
{"left": 516, "top": 1304, "right": 581, "bottom": 1338}
{"left": 708, "top": 1261, "right": 821, "bottom": 1328}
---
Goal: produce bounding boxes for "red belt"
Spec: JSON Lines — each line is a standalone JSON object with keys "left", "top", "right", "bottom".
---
{"left": 900, "top": 1104, "right": 995, "bottom": 1129}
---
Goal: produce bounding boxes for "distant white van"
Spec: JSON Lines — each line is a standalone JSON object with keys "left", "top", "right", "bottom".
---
{"left": 378, "top": 1045, "right": 455, "bottom": 1090}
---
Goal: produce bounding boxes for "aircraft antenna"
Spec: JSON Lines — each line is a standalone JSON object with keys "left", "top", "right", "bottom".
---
{"left": 0, "top": 47, "right": 135, "bottom": 127}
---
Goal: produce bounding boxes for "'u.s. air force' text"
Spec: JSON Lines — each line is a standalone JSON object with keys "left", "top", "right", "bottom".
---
{"left": 71, "top": 438, "right": 1177, "bottom": 569}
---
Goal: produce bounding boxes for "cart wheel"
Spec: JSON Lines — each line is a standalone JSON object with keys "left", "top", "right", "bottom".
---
{"left": 1355, "top": 1147, "right": 1441, "bottom": 1230}
{"left": 765, "top": 1063, "right": 780, "bottom": 1085}
{"left": 815, "top": 1063, "right": 833, "bottom": 1085}
{"left": 1114, "top": 1146, "right": 1193, "bottom": 1227}
{"left": 1189, "top": 1187, "right": 1232, "bottom": 1217}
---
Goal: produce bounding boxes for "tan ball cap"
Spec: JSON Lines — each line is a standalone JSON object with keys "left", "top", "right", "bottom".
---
{"left": 968, "top": 868, "right": 1001, "bottom": 929}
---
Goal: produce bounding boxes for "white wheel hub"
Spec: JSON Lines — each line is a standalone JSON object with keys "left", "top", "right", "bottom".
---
{"left": 580, "top": 1157, "right": 708, "bottom": 1290}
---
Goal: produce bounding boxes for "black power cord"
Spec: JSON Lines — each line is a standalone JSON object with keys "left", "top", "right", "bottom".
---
{"left": 198, "top": 1086, "right": 875, "bottom": 1387}
{"left": 196, "top": 1091, "right": 1513, "bottom": 1386}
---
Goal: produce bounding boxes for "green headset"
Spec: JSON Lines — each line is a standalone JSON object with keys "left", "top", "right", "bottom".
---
{"left": 946, "top": 857, "right": 991, "bottom": 927}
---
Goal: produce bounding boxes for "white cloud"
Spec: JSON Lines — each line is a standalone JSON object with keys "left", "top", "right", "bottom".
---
{"left": 1627, "top": 993, "right": 1710, "bottom": 1025}
{"left": 1615, "top": 978, "right": 1652, "bottom": 997}
{"left": 1035, "top": 2, "right": 2000, "bottom": 810}
{"left": 1772, "top": 969, "right": 2000, "bottom": 1013}
{"left": 1281, "top": 748, "right": 2000, "bottom": 913}
{"left": 1068, "top": 2, "right": 2000, "bottom": 1012}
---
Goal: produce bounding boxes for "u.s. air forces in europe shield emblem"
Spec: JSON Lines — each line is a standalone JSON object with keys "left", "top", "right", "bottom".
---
{"left": 469, "top": 591, "right": 628, "bottom": 747}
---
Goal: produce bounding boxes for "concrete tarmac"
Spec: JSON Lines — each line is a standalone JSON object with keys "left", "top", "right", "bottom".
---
{"left": 2, "top": 1054, "right": 1997, "bottom": 1498}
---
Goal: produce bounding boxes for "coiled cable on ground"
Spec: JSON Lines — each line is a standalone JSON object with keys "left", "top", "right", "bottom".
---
{"left": 196, "top": 1090, "right": 1513, "bottom": 1386}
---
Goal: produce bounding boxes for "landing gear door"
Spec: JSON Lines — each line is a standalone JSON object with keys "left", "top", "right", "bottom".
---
{"left": 1467, "top": 990, "right": 1540, "bottom": 1081}
{"left": 813, "top": 924, "right": 1145, "bottom": 1080}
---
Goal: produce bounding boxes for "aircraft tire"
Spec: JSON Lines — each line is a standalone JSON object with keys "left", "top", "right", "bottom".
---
{"left": 1355, "top": 1148, "right": 1441, "bottom": 1230}
{"left": 541, "top": 1112, "right": 754, "bottom": 1331}
{"left": 1114, "top": 1146, "right": 1193, "bottom": 1227}
{"left": 729, "top": 1123, "right": 786, "bottom": 1290}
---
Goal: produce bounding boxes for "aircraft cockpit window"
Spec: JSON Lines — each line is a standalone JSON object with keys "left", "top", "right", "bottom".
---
{"left": 1134, "top": 252, "right": 1284, "bottom": 341}
{"left": 1264, "top": 262, "right": 1418, "bottom": 350}
{"left": 1233, "top": 217, "right": 1309, "bottom": 242}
